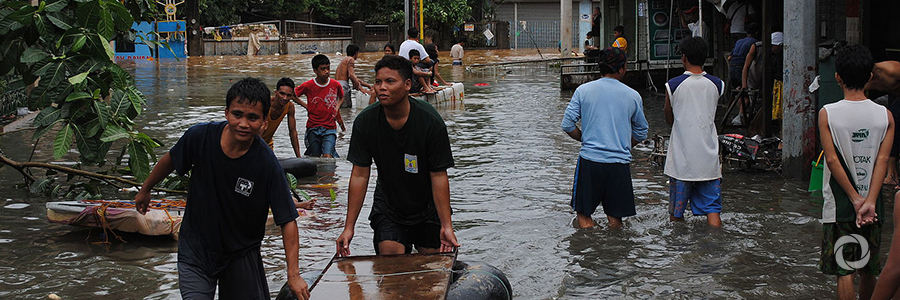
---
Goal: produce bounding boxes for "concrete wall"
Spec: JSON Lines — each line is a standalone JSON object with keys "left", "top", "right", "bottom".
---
{"left": 202, "top": 39, "right": 354, "bottom": 56}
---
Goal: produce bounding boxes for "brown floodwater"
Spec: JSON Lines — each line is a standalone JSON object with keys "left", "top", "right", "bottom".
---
{"left": 0, "top": 49, "right": 887, "bottom": 299}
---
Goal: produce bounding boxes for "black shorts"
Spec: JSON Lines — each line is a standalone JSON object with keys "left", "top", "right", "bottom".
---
{"left": 369, "top": 211, "right": 441, "bottom": 254}
{"left": 178, "top": 241, "right": 269, "bottom": 300}
{"left": 571, "top": 157, "right": 636, "bottom": 218}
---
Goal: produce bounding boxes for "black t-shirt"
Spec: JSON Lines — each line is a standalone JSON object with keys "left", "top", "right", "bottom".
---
{"left": 171, "top": 121, "right": 297, "bottom": 273}
{"left": 347, "top": 97, "right": 454, "bottom": 225}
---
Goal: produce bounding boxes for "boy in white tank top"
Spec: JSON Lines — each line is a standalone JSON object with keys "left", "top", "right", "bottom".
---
{"left": 818, "top": 44, "right": 894, "bottom": 299}
{"left": 664, "top": 37, "right": 725, "bottom": 227}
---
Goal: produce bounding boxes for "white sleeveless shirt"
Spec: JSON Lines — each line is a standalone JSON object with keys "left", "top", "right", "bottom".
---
{"left": 821, "top": 99, "right": 889, "bottom": 223}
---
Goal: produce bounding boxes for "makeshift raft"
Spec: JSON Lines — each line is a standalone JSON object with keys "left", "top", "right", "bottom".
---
{"left": 355, "top": 82, "right": 465, "bottom": 109}
{"left": 46, "top": 199, "right": 185, "bottom": 240}
{"left": 276, "top": 252, "right": 512, "bottom": 300}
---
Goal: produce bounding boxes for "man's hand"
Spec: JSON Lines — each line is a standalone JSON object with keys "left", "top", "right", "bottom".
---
{"left": 135, "top": 190, "right": 151, "bottom": 215}
{"left": 336, "top": 228, "right": 354, "bottom": 257}
{"left": 287, "top": 273, "right": 309, "bottom": 300}
{"left": 856, "top": 201, "right": 878, "bottom": 228}
{"left": 439, "top": 226, "right": 460, "bottom": 253}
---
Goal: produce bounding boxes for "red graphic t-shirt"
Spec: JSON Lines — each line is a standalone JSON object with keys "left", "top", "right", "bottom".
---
{"left": 295, "top": 78, "right": 344, "bottom": 129}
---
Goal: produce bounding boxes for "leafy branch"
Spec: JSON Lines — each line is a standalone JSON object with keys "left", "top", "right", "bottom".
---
{"left": 1, "top": 0, "right": 165, "bottom": 198}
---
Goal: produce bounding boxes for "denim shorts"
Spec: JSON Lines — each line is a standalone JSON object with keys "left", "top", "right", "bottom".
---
{"left": 668, "top": 178, "right": 722, "bottom": 218}
{"left": 304, "top": 126, "right": 338, "bottom": 157}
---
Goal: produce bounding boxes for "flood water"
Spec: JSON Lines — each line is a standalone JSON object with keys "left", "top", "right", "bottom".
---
{"left": 0, "top": 50, "right": 890, "bottom": 299}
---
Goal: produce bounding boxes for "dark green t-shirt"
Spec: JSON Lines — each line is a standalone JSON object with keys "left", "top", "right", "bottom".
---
{"left": 347, "top": 97, "right": 454, "bottom": 225}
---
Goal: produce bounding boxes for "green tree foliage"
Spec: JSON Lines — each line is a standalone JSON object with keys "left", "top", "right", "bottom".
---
{"left": 0, "top": 0, "right": 161, "bottom": 184}
{"left": 197, "top": 0, "right": 470, "bottom": 34}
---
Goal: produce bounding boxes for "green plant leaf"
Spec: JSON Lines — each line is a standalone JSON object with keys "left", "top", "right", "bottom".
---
{"left": 125, "top": 86, "right": 143, "bottom": 114}
{"left": 33, "top": 106, "right": 61, "bottom": 127}
{"left": 108, "top": 63, "right": 132, "bottom": 87}
{"left": 46, "top": 12, "right": 72, "bottom": 30}
{"left": 64, "top": 91, "right": 92, "bottom": 102}
{"left": 21, "top": 46, "right": 49, "bottom": 63}
{"left": 93, "top": 100, "right": 110, "bottom": 125}
{"left": 105, "top": 0, "right": 132, "bottom": 31}
{"left": 99, "top": 35, "right": 116, "bottom": 60}
{"left": 45, "top": 0, "right": 68, "bottom": 12}
{"left": 67, "top": 71, "right": 89, "bottom": 85}
{"left": 97, "top": 9, "right": 113, "bottom": 39}
{"left": 127, "top": 139, "right": 150, "bottom": 182}
{"left": 75, "top": 0, "right": 100, "bottom": 29}
{"left": 110, "top": 89, "right": 129, "bottom": 117}
{"left": 29, "top": 178, "right": 53, "bottom": 194}
{"left": 70, "top": 34, "right": 86, "bottom": 52}
{"left": 53, "top": 122, "right": 75, "bottom": 159}
{"left": 99, "top": 125, "right": 128, "bottom": 142}
{"left": 33, "top": 14, "right": 48, "bottom": 37}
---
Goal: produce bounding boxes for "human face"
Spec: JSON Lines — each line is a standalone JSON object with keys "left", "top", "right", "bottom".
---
{"left": 224, "top": 99, "right": 266, "bottom": 144}
{"left": 410, "top": 55, "right": 421, "bottom": 65}
{"left": 374, "top": 67, "right": 410, "bottom": 107}
{"left": 275, "top": 86, "right": 293, "bottom": 106}
{"left": 314, "top": 64, "right": 331, "bottom": 81}
{"left": 384, "top": 47, "right": 393, "bottom": 55}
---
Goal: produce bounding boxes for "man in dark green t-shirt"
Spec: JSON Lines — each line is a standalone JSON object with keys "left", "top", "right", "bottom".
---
{"left": 336, "top": 55, "right": 460, "bottom": 256}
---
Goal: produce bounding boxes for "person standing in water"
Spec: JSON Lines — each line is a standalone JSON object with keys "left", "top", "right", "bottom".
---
{"left": 561, "top": 47, "right": 648, "bottom": 229}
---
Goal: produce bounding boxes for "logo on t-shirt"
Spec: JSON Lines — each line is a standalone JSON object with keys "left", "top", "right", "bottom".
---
{"left": 235, "top": 177, "right": 254, "bottom": 197}
{"left": 851, "top": 129, "right": 869, "bottom": 143}
{"left": 856, "top": 167, "right": 868, "bottom": 181}
{"left": 404, "top": 154, "right": 418, "bottom": 174}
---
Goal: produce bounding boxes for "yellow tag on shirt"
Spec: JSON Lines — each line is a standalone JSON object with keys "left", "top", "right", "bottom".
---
{"left": 404, "top": 154, "right": 418, "bottom": 174}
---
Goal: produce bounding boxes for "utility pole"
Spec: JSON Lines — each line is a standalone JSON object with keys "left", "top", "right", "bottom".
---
{"left": 186, "top": 0, "right": 201, "bottom": 56}
{"left": 782, "top": 0, "right": 818, "bottom": 179}
{"left": 404, "top": 0, "right": 410, "bottom": 37}
{"left": 561, "top": 0, "right": 572, "bottom": 57}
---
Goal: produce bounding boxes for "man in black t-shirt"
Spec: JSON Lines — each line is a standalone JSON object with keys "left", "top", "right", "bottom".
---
{"left": 134, "top": 78, "right": 309, "bottom": 300}
{"left": 336, "top": 55, "right": 460, "bottom": 256}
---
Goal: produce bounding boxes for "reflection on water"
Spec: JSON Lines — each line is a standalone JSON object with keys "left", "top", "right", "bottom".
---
{"left": 0, "top": 50, "right": 886, "bottom": 299}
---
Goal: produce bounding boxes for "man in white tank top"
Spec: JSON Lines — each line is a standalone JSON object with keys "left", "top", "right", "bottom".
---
{"left": 818, "top": 44, "right": 894, "bottom": 300}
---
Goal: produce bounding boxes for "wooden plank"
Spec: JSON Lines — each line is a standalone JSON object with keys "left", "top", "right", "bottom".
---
{"left": 309, "top": 252, "right": 456, "bottom": 300}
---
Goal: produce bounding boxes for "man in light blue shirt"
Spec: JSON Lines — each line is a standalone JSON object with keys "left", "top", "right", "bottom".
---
{"left": 561, "top": 47, "right": 649, "bottom": 229}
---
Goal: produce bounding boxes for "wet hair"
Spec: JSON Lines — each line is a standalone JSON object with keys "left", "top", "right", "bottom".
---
{"left": 408, "top": 49, "right": 421, "bottom": 59}
{"left": 226, "top": 77, "right": 271, "bottom": 116}
{"left": 746, "top": 23, "right": 760, "bottom": 36}
{"left": 424, "top": 43, "right": 438, "bottom": 59}
{"left": 597, "top": 47, "right": 627, "bottom": 75}
{"left": 679, "top": 37, "right": 708, "bottom": 66}
{"left": 276, "top": 77, "right": 295, "bottom": 90}
{"left": 407, "top": 27, "right": 419, "bottom": 38}
{"left": 375, "top": 55, "right": 412, "bottom": 81}
{"left": 346, "top": 44, "right": 360, "bottom": 57}
{"left": 835, "top": 44, "right": 874, "bottom": 91}
{"left": 614, "top": 25, "right": 625, "bottom": 35}
{"left": 311, "top": 54, "right": 330, "bottom": 70}
{"left": 383, "top": 43, "right": 396, "bottom": 54}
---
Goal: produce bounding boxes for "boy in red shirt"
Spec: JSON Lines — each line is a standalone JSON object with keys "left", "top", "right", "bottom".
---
{"left": 294, "top": 54, "right": 344, "bottom": 158}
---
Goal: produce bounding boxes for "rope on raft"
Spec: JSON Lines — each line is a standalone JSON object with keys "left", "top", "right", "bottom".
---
{"left": 84, "top": 199, "right": 186, "bottom": 244}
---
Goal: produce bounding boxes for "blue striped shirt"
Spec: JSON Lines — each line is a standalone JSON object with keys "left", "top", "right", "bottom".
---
{"left": 561, "top": 77, "right": 649, "bottom": 163}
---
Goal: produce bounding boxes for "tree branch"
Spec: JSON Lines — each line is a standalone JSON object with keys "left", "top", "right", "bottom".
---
{"left": 0, "top": 154, "right": 186, "bottom": 194}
